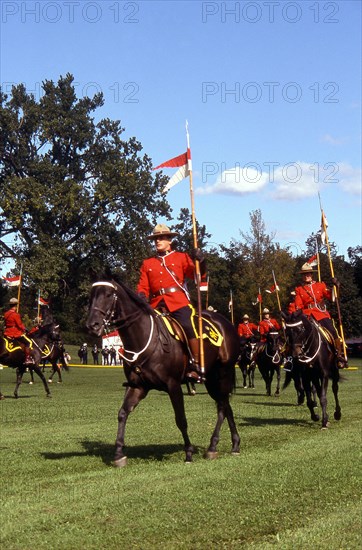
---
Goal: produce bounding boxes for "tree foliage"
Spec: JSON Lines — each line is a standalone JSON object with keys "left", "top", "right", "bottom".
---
{"left": 0, "top": 74, "right": 171, "bottom": 329}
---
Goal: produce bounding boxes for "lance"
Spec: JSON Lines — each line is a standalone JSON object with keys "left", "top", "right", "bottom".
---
{"left": 315, "top": 238, "right": 321, "bottom": 282}
{"left": 186, "top": 122, "right": 205, "bottom": 374}
{"left": 37, "top": 289, "right": 41, "bottom": 319}
{"left": 16, "top": 263, "right": 23, "bottom": 313}
{"left": 229, "top": 289, "right": 234, "bottom": 324}
{"left": 319, "top": 195, "right": 347, "bottom": 361}
{"left": 258, "top": 287, "right": 262, "bottom": 322}
{"left": 272, "top": 269, "right": 286, "bottom": 339}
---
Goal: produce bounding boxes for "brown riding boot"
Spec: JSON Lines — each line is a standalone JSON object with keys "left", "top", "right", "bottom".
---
{"left": 334, "top": 338, "right": 348, "bottom": 369}
{"left": 187, "top": 338, "right": 206, "bottom": 383}
{"left": 24, "top": 347, "right": 35, "bottom": 365}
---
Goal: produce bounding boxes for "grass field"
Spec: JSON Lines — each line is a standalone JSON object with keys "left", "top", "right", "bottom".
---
{"left": 0, "top": 360, "right": 361, "bottom": 549}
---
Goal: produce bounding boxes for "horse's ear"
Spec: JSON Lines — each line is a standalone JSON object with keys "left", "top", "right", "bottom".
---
{"left": 104, "top": 265, "right": 113, "bottom": 279}
{"left": 88, "top": 268, "right": 100, "bottom": 282}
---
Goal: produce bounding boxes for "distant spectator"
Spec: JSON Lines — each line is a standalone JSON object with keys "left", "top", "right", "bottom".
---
{"left": 102, "top": 346, "right": 109, "bottom": 365}
{"left": 92, "top": 344, "right": 100, "bottom": 365}
{"left": 78, "top": 343, "right": 88, "bottom": 365}
{"left": 109, "top": 346, "right": 117, "bottom": 365}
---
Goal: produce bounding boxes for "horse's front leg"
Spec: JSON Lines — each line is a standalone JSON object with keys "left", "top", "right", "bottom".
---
{"left": 14, "top": 367, "right": 24, "bottom": 398}
{"left": 250, "top": 364, "right": 255, "bottom": 388}
{"left": 274, "top": 365, "right": 281, "bottom": 396}
{"left": 320, "top": 376, "right": 329, "bottom": 429}
{"left": 167, "top": 381, "right": 194, "bottom": 463}
{"left": 32, "top": 364, "right": 52, "bottom": 398}
{"left": 332, "top": 376, "right": 341, "bottom": 421}
{"left": 304, "top": 372, "right": 320, "bottom": 422}
{"left": 114, "top": 386, "right": 148, "bottom": 467}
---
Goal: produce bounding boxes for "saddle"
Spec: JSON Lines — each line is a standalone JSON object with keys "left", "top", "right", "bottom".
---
{"left": 311, "top": 319, "right": 334, "bottom": 346}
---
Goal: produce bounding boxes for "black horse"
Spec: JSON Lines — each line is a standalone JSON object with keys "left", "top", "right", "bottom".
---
{"left": 282, "top": 310, "right": 341, "bottom": 429}
{"left": 255, "top": 330, "right": 283, "bottom": 396}
{"left": 0, "top": 308, "right": 61, "bottom": 398}
{"left": 237, "top": 338, "right": 258, "bottom": 388}
{"left": 29, "top": 339, "right": 69, "bottom": 384}
{"left": 86, "top": 275, "right": 241, "bottom": 466}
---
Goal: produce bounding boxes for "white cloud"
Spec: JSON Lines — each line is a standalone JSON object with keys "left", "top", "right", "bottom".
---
{"left": 321, "top": 133, "right": 346, "bottom": 146}
{"left": 196, "top": 161, "right": 361, "bottom": 200}
{"left": 337, "top": 163, "right": 362, "bottom": 195}
{"left": 196, "top": 165, "right": 269, "bottom": 196}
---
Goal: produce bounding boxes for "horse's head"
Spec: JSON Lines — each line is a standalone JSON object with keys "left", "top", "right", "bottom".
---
{"left": 282, "top": 310, "right": 311, "bottom": 359}
{"left": 86, "top": 280, "right": 118, "bottom": 337}
{"left": 266, "top": 331, "right": 281, "bottom": 351}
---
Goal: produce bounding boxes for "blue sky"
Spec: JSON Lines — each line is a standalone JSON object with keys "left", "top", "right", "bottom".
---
{"left": 1, "top": 0, "right": 361, "bottom": 263}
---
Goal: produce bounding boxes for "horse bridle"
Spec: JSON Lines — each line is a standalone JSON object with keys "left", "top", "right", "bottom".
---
{"left": 285, "top": 319, "right": 321, "bottom": 363}
{"left": 265, "top": 331, "right": 283, "bottom": 364}
{"left": 91, "top": 282, "right": 155, "bottom": 363}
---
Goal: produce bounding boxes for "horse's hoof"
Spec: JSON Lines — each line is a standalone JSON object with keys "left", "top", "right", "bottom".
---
{"left": 231, "top": 451, "right": 240, "bottom": 456}
{"left": 205, "top": 451, "right": 218, "bottom": 460}
{"left": 46, "top": 394, "right": 52, "bottom": 398}
{"left": 113, "top": 457, "right": 127, "bottom": 468}
{"left": 48, "top": 379, "right": 52, "bottom": 383}
{"left": 29, "top": 381, "right": 33, "bottom": 385}
{"left": 334, "top": 411, "right": 341, "bottom": 421}
{"left": 0, "top": 394, "right": 5, "bottom": 400}
{"left": 321, "top": 425, "right": 329, "bottom": 430}
{"left": 57, "top": 381, "right": 62, "bottom": 384}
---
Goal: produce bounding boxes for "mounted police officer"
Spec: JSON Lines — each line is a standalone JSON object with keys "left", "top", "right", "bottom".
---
{"left": 137, "top": 223, "right": 206, "bottom": 382}
{"left": 3, "top": 297, "right": 34, "bottom": 364}
{"left": 258, "top": 308, "right": 281, "bottom": 342}
{"left": 294, "top": 263, "right": 347, "bottom": 368}
{"left": 237, "top": 314, "right": 258, "bottom": 346}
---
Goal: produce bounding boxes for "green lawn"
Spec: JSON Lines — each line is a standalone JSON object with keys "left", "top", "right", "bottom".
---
{"left": 0, "top": 360, "right": 361, "bottom": 549}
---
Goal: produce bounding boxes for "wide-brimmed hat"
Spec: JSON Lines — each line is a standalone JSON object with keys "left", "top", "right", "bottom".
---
{"left": 147, "top": 223, "right": 179, "bottom": 240}
{"left": 243, "top": 314, "right": 249, "bottom": 319}
{"left": 299, "top": 262, "right": 316, "bottom": 274}
{"left": 262, "top": 308, "right": 270, "bottom": 314}
{"left": 9, "top": 297, "right": 18, "bottom": 305}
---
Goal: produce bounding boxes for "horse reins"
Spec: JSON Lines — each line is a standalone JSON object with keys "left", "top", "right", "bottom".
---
{"left": 91, "top": 282, "right": 156, "bottom": 363}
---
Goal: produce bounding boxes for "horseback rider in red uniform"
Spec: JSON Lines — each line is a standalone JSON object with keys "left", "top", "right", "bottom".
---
{"left": 237, "top": 314, "right": 258, "bottom": 345}
{"left": 258, "top": 308, "right": 281, "bottom": 342}
{"left": 294, "top": 263, "right": 347, "bottom": 368}
{"left": 137, "top": 223, "right": 207, "bottom": 383}
{"left": 3, "top": 297, "right": 34, "bottom": 364}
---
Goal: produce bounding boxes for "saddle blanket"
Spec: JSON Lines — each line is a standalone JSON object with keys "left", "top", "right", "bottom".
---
{"left": 156, "top": 311, "right": 223, "bottom": 347}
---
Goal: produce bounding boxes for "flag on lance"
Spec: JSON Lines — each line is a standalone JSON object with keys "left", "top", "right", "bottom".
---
{"left": 154, "top": 149, "right": 192, "bottom": 193}
{"left": 265, "top": 283, "right": 280, "bottom": 294}
{"left": 321, "top": 210, "right": 328, "bottom": 244}
{"left": 252, "top": 291, "right": 262, "bottom": 305}
{"left": 2, "top": 275, "right": 21, "bottom": 287}
{"left": 38, "top": 297, "right": 49, "bottom": 306}
{"left": 307, "top": 254, "right": 318, "bottom": 267}
{"left": 200, "top": 275, "right": 209, "bottom": 292}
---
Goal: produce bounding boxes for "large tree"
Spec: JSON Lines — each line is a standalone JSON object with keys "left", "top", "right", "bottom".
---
{"left": 0, "top": 74, "right": 171, "bottom": 327}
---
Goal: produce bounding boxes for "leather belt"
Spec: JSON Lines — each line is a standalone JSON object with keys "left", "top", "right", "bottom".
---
{"left": 151, "top": 286, "right": 182, "bottom": 298}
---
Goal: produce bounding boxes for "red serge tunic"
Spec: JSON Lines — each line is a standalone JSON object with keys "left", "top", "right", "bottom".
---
{"left": 137, "top": 251, "right": 195, "bottom": 313}
{"left": 4, "top": 309, "right": 26, "bottom": 338}
{"left": 258, "top": 318, "right": 281, "bottom": 339}
{"left": 294, "top": 281, "right": 332, "bottom": 321}
{"left": 237, "top": 322, "right": 258, "bottom": 337}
